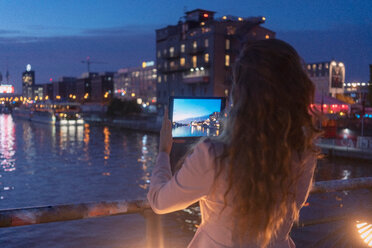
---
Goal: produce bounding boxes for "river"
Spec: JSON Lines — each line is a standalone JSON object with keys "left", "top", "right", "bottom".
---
{"left": 0, "top": 114, "right": 371, "bottom": 247}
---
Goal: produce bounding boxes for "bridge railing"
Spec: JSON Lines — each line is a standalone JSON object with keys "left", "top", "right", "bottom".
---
{"left": 1, "top": 177, "right": 372, "bottom": 228}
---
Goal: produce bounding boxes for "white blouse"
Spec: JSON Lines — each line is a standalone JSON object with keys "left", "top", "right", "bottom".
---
{"left": 147, "top": 140, "right": 316, "bottom": 247}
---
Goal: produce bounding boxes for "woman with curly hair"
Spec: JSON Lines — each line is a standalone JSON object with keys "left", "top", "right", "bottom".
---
{"left": 148, "top": 39, "right": 320, "bottom": 247}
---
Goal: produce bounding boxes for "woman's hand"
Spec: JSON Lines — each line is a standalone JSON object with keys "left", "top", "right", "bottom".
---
{"left": 159, "top": 107, "right": 173, "bottom": 154}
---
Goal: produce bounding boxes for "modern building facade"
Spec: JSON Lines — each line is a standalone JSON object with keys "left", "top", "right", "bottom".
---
{"left": 52, "top": 77, "right": 77, "bottom": 101}
{"left": 343, "top": 81, "right": 371, "bottom": 104}
{"left": 114, "top": 61, "right": 157, "bottom": 104}
{"left": 91, "top": 72, "right": 115, "bottom": 103}
{"left": 155, "top": 9, "right": 275, "bottom": 106}
{"left": 306, "top": 60, "right": 345, "bottom": 97}
{"left": 22, "top": 64, "right": 35, "bottom": 99}
{"left": 76, "top": 73, "right": 98, "bottom": 102}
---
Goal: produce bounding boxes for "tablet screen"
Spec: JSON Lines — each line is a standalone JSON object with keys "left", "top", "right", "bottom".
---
{"left": 170, "top": 97, "right": 225, "bottom": 138}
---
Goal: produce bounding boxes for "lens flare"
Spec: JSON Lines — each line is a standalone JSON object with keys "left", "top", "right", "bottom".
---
{"left": 356, "top": 221, "right": 372, "bottom": 246}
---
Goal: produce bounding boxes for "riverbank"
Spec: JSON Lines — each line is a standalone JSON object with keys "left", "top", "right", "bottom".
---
{"left": 83, "top": 112, "right": 162, "bottom": 133}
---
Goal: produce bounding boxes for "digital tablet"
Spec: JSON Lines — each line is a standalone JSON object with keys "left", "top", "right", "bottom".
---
{"left": 169, "top": 96, "right": 226, "bottom": 138}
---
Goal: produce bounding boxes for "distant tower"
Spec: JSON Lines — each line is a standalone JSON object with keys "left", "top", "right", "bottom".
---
{"left": 22, "top": 64, "right": 35, "bottom": 98}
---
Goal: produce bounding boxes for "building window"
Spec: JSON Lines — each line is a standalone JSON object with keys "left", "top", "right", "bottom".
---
{"left": 157, "top": 76, "right": 162, "bottom": 83}
{"left": 170, "top": 61, "right": 175, "bottom": 68}
{"left": 225, "top": 39, "right": 230, "bottom": 50}
{"left": 312, "top": 64, "right": 316, "bottom": 70}
{"left": 163, "top": 49, "right": 167, "bottom": 55}
{"left": 265, "top": 34, "right": 270, "bottom": 39}
{"left": 192, "top": 55, "right": 197, "bottom": 67}
{"left": 157, "top": 50, "right": 161, "bottom": 58}
{"left": 164, "top": 75, "right": 167, "bottom": 82}
{"left": 204, "top": 39, "right": 209, "bottom": 48}
{"left": 180, "top": 57, "right": 185, "bottom": 66}
{"left": 164, "top": 62, "right": 167, "bottom": 69}
{"left": 318, "top": 64, "right": 322, "bottom": 70}
{"left": 325, "top": 63, "right": 329, "bottom": 69}
{"left": 225, "top": 55, "right": 230, "bottom": 67}
{"left": 181, "top": 44, "right": 185, "bottom": 53}
{"left": 169, "top": 47, "right": 174, "bottom": 57}
{"left": 307, "top": 65, "right": 311, "bottom": 70}
{"left": 193, "top": 41, "right": 197, "bottom": 49}
{"left": 225, "top": 89, "right": 229, "bottom": 96}
{"left": 204, "top": 53, "right": 209, "bottom": 63}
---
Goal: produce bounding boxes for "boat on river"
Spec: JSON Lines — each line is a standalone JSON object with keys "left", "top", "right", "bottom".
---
{"left": 13, "top": 102, "right": 84, "bottom": 125}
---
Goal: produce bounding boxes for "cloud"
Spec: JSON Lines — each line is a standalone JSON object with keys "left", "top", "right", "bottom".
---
{"left": 81, "top": 25, "right": 156, "bottom": 36}
{"left": 0, "top": 29, "right": 21, "bottom": 35}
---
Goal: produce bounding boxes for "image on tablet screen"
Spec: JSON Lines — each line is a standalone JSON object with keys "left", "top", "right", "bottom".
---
{"left": 172, "top": 98, "right": 223, "bottom": 138}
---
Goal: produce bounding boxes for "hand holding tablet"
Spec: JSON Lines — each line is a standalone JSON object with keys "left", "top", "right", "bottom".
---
{"left": 168, "top": 97, "right": 226, "bottom": 139}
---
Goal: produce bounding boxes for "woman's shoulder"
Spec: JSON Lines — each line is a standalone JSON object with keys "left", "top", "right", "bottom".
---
{"left": 196, "top": 138, "right": 225, "bottom": 158}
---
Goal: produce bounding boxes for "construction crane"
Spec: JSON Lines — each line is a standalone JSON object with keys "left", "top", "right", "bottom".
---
{"left": 81, "top": 56, "right": 107, "bottom": 73}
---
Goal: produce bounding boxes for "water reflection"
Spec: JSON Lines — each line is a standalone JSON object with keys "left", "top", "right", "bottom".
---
{"left": 0, "top": 114, "right": 16, "bottom": 200}
{"left": 103, "top": 126, "right": 110, "bottom": 161}
{"left": 173, "top": 126, "right": 219, "bottom": 138}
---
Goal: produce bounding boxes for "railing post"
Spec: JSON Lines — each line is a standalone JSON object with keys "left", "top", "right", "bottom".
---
{"left": 143, "top": 209, "right": 164, "bottom": 248}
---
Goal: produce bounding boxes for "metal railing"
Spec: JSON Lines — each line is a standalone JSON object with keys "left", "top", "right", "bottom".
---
{"left": 1, "top": 177, "right": 372, "bottom": 228}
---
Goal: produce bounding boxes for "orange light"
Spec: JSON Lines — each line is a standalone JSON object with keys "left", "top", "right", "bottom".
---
{"left": 203, "top": 13, "right": 209, "bottom": 18}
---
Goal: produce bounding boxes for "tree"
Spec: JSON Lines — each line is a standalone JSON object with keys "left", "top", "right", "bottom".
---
{"left": 107, "top": 98, "right": 142, "bottom": 117}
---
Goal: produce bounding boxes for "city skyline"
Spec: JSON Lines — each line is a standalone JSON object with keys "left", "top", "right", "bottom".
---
{"left": 0, "top": 0, "right": 371, "bottom": 93}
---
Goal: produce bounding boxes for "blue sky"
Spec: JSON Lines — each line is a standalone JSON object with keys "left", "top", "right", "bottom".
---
{"left": 173, "top": 99, "right": 222, "bottom": 122}
{"left": 0, "top": 0, "right": 371, "bottom": 93}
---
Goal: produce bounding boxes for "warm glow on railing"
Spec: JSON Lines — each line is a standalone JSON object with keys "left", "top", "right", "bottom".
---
{"left": 356, "top": 221, "right": 372, "bottom": 246}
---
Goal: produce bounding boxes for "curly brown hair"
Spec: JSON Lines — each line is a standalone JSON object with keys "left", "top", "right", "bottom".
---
{"left": 214, "top": 39, "right": 320, "bottom": 247}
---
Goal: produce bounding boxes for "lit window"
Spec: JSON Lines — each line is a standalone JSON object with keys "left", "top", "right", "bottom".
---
{"left": 265, "top": 34, "right": 270, "bottom": 39}
{"left": 307, "top": 65, "right": 311, "bottom": 70}
{"left": 192, "top": 56, "right": 197, "bottom": 67}
{"left": 325, "top": 63, "right": 329, "bottom": 69}
{"left": 193, "top": 41, "right": 197, "bottom": 49}
{"left": 157, "top": 76, "right": 162, "bottom": 83}
{"left": 312, "top": 64, "right": 316, "bottom": 70}
{"left": 164, "top": 75, "right": 167, "bottom": 82}
{"left": 225, "top": 89, "right": 229, "bottom": 96}
{"left": 225, "top": 39, "right": 230, "bottom": 50}
{"left": 180, "top": 58, "right": 185, "bottom": 66}
{"left": 170, "top": 61, "right": 175, "bottom": 68}
{"left": 204, "top": 53, "right": 209, "bottom": 63}
{"left": 181, "top": 44, "right": 185, "bottom": 53}
{"left": 157, "top": 50, "right": 161, "bottom": 58}
{"left": 225, "top": 55, "right": 230, "bottom": 67}
{"left": 319, "top": 64, "right": 322, "bottom": 70}
{"left": 169, "top": 47, "right": 174, "bottom": 57}
{"left": 204, "top": 39, "right": 209, "bottom": 48}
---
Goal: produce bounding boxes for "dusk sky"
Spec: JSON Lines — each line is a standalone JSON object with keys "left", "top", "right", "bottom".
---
{"left": 0, "top": 0, "right": 371, "bottom": 93}
{"left": 173, "top": 98, "right": 222, "bottom": 122}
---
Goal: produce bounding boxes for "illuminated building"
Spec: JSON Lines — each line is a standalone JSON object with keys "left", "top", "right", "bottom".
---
{"left": 91, "top": 72, "right": 115, "bottom": 103}
{"left": 76, "top": 73, "right": 98, "bottom": 102}
{"left": 0, "top": 85, "right": 14, "bottom": 94}
{"left": 52, "top": 77, "right": 77, "bottom": 101}
{"left": 43, "top": 83, "right": 53, "bottom": 100}
{"left": 114, "top": 61, "right": 157, "bottom": 104}
{"left": 343, "top": 81, "right": 371, "bottom": 104}
{"left": 22, "top": 64, "right": 35, "bottom": 99}
{"left": 156, "top": 9, "right": 275, "bottom": 106}
{"left": 306, "top": 60, "right": 345, "bottom": 97}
